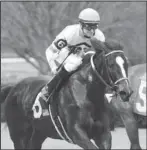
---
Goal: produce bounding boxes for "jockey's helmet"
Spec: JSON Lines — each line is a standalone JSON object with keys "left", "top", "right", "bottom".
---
{"left": 78, "top": 8, "right": 100, "bottom": 38}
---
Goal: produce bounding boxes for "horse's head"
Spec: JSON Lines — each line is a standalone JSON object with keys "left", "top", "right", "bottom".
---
{"left": 90, "top": 37, "right": 132, "bottom": 101}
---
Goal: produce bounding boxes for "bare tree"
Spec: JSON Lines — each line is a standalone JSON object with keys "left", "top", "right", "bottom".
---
{"left": 1, "top": 2, "right": 146, "bottom": 74}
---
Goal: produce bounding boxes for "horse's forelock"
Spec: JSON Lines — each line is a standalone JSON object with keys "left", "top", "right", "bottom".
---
{"left": 90, "top": 37, "right": 124, "bottom": 61}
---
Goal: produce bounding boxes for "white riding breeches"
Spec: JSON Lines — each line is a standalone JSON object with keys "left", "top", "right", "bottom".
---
{"left": 46, "top": 47, "right": 83, "bottom": 73}
{"left": 64, "top": 53, "right": 82, "bottom": 72}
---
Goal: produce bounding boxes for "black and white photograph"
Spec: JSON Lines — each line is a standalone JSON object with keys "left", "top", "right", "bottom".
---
{"left": 1, "top": 1, "right": 146, "bottom": 149}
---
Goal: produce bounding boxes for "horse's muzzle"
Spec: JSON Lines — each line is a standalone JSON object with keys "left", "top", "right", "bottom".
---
{"left": 116, "top": 83, "right": 133, "bottom": 101}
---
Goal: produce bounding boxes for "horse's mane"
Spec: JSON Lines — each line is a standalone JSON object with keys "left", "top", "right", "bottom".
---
{"left": 104, "top": 39, "right": 124, "bottom": 51}
{"left": 90, "top": 37, "right": 124, "bottom": 54}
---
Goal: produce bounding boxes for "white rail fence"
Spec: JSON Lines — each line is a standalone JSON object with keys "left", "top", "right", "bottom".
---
{"left": 1, "top": 58, "right": 36, "bottom": 64}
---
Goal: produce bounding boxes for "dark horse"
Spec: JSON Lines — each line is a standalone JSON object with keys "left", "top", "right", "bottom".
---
{"left": 2, "top": 38, "right": 141, "bottom": 149}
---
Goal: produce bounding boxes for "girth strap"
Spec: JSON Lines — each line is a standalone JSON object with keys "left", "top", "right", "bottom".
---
{"left": 49, "top": 104, "right": 73, "bottom": 143}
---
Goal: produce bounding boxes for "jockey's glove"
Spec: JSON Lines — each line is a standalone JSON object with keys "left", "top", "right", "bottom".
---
{"left": 69, "top": 46, "right": 83, "bottom": 55}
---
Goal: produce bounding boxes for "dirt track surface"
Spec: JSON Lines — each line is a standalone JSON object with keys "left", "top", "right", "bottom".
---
{"left": 1, "top": 123, "right": 146, "bottom": 149}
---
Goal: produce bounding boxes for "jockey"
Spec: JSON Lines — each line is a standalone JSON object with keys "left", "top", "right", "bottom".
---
{"left": 41, "top": 8, "right": 105, "bottom": 104}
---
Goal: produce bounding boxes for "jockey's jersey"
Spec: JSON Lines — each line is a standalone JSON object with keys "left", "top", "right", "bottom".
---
{"left": 52, "top": 24, "right": 105, "bottom": 53}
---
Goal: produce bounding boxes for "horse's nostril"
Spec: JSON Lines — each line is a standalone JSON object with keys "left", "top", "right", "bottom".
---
{"left": 119, "top": 91, "right": 127, "bottom": 96}
{"left": 119, "top": 91, "right": 129, "bottom": 101}
{"left": 113, "top": 85, "right": 118, "bottom": 91}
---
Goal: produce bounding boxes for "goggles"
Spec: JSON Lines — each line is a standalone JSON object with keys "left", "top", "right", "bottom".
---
{"left": 82, "top": 23, "right": 99, "bottom": 31}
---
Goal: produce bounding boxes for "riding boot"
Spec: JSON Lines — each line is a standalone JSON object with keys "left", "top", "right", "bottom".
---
{"left": 47, "top": 67, "right": 70, "bottom": 95}
{"left": 37, "top": 67, "right": 70, "bottom": 111}
{"left": 40, "top": 67, "right": 69, "bottom": 105}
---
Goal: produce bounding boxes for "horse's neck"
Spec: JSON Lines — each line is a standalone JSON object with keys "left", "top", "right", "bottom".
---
{"left": 89, "top": 67, "right": 105, "bottom": 99}
{"left": 77, "top": 63, "right": 106, "bottom": 102}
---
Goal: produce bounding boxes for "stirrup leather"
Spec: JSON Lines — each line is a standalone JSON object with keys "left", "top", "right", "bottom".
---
{"left": 40, "top": 86, "right": 49, "bottom": 102}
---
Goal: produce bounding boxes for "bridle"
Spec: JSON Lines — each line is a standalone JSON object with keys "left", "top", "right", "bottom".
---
{"left": 90, "top": 50, "right": 129, "bottom": 90}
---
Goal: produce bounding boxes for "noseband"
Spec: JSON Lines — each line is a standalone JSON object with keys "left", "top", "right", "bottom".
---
{"left": 90, "top": 50, "right": 129, "bottom": 90}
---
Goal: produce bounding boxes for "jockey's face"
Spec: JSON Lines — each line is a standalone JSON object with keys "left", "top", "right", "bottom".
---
{"left": 80, "top": 22, "right": 98, "bottom": 38}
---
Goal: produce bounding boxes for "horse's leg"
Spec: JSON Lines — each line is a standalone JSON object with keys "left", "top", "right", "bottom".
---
{"left": 23, "top": 125, "right": 34, "bottom": 149}
{"left": 9, "top": 125, "right": 32, "bottom": 149}
{"left": 66, "top": 106, "right": 99, "bottom": 149}
{"left": 28, "top": 129, "right": 47, "bottom": 149}
{"left": 93, "top": 131, "right": 112, "bottom": 149}
{"left": 111, "top": 98, "right": 142, "bottom": 150}
{"left": 5, "top": 98, "right": 32, "bottom": 149}
{"left": 68, "top": 124, "right": 99, "bottom": 149}
{"left": 93, "top": 112, "right": 112, "bottom": 149}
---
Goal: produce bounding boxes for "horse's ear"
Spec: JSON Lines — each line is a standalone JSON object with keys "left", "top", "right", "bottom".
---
{"left": 90, "top": 37, "right": 106, "bottom": 52}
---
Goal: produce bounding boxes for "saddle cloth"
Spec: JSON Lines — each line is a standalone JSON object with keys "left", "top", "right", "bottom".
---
{"left": 32, "top": 86, "right": 50, "bottom": 118}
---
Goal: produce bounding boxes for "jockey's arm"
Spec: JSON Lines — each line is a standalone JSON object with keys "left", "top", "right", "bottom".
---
{"left": 45, "top": 44, "right": 60, "bottom": 74}
{"left": 46, "top": 26, "right": 72, "bottom": 74}
{"left": 46, "top": 40, "right": 69, "bottom": 74}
